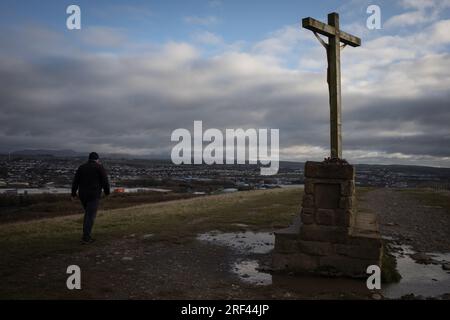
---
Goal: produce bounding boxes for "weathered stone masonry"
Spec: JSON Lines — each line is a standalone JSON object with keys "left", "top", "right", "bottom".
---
{"left": 273, "top": 161, "right": 382, "bottom": 277}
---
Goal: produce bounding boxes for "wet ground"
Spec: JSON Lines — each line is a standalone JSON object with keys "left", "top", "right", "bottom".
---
{"left": 197, "top": 230, "right": 274, "bottom": 286}
{"left": 4, "top": 228, "right": 449, "bottom": 299}
{"left": 382, "top": 244, "right": 450, "bottom": 298}
{"left": 7, "top": 230, "right": 375, "bottom": 299}
{"left": 363, "top": 188, "right": 450, "bottom": 298}
{"left": 197, "top": 230, "right": 450, "bottom": 299}
{"left": 197, "top": 230, "right": 373, "bottom": 298}
{"left": 2, "top": 188, "right": 449, "bottom": 299}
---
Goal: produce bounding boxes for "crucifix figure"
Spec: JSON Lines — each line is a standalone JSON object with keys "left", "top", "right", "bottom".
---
{"left": 302, "top": 12, "right": 361, "bottom": 159}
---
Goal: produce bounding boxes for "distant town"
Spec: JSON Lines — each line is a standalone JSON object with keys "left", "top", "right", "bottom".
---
{"left": 1, "top": 150, "right": 450, "bottom": 196}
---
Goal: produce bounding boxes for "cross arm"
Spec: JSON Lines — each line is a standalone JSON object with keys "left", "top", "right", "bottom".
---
{"left": 302, "top": 17, "right": 361, "bottom": 47}
{"left": 302, "top": 17, "right": 335, "bottom": 38}
{"left": 339, "top": 30, "right": 361, "bottom": 47}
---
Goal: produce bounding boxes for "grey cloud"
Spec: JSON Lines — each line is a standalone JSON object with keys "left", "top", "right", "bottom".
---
{"left": 0, "top": 24, "right": 449, "bottom": 167}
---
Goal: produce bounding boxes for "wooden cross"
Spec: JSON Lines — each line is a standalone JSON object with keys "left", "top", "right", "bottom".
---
{"left": 302, "top": 12, "right": 361, "bottom": 159}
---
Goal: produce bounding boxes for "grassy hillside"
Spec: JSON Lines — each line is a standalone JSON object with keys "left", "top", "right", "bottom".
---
{"left": 0, "top": 188, "right": 302, "bottom": 274}
{"left": 0, "top": 191, "right": 200, "bottom": 223}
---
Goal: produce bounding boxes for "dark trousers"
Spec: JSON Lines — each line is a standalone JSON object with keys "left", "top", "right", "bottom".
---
{"left": 81, "top": 198, "right": 99, "bottom": 240}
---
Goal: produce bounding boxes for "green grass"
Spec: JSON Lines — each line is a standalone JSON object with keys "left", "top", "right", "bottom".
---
{"left": 381, "top": 244, "right": 402, "bottom": 283}
{"left": 0, "top": 188, "right": 302, "bottom": 272}
{"left": 0, "top": 191, "right": 199, "bottom": 223}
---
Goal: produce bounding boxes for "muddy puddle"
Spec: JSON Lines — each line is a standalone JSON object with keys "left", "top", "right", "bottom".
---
{"left": 197, "top": 231, "right": 274, "bottom": 286}
{"left": 197, "top": 230, "right": 274, "bottom": 254}
{"left": 232, "top": 260, "right": 272, "bottom": 285}
{"left": 197, "top": 231, "right": 450, "bottom": 298}
{"left": 382, "top": 245, "right": 450, "bottom": 299}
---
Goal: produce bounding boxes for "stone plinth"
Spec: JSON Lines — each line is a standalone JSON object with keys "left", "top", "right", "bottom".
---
{"left": 272, "top": 161, "right": 382, "bottom": 278}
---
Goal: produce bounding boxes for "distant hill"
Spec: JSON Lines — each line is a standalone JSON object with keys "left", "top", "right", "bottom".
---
{"left": 11, "top": 149, "right": 82, "bottom": 157}
{"left": 5, "top": 150, "right": 449, "bottom": 172}
{"left": 8, "top": 149, "right": 168, "bottom": 160}
{"left": 355, "top": 163, "right": 450, "bottom": 175}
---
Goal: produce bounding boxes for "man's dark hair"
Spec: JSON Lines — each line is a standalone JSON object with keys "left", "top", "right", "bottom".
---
{"left": 88, "top": 152, "right": 99, "bottom": 160}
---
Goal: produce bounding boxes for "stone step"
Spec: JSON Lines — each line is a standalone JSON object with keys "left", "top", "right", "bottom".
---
{"left": 274, "top": 215, "right": 301, "bottom": 239}
{"left": 350, "top": 211, "right": 380, "bottom": 238}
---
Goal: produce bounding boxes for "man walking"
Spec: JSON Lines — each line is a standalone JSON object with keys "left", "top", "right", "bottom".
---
{"left": 72, "top": 152, "right": 110, "bottom": 244}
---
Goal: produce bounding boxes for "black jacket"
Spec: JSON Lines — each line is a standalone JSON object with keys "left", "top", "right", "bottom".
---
{"left": 71, "top": 160, "right": 110, "bottom": 200}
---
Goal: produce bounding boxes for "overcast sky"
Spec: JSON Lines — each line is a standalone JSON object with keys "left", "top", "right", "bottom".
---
{"left": 0, "top": 0, "right": 450, "bottom": 167}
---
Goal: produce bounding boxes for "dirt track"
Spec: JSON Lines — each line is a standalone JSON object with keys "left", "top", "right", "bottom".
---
{"left": 362, "top": 189, "right": 450, "bottom": 253}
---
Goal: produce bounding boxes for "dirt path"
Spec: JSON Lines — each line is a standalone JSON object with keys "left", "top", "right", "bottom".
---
{"left": 5, "top": 233, "right": 372, "bottom": 299}
{"left": 361, "top": 188, "right": 450, "bottom": 253}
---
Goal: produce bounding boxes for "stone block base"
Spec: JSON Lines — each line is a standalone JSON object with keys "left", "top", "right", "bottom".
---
{"left": 272, "top": 161, "right": 382, "bottom": 278}
{"left": 272, "top": 213, "right": 382, "bottom": 277}
{"left": 273, "top": 212, "right": 382, "bottom": 277}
